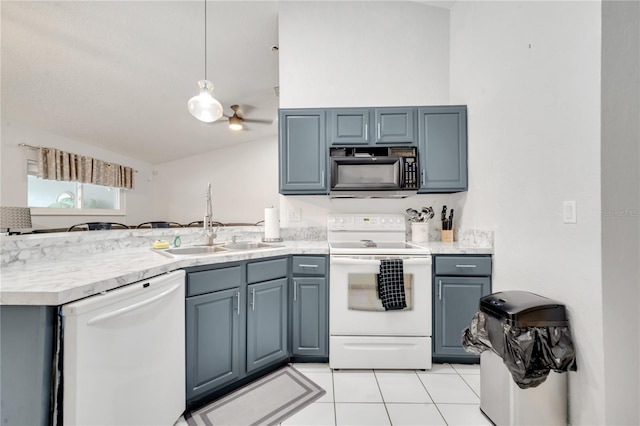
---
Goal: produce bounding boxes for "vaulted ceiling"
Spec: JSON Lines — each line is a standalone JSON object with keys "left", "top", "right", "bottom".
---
{"left": 2, "top": 1, "right": 280, "bottom": 164}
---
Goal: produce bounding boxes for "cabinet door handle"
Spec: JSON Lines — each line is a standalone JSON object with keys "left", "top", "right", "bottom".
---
{"left": 377, "top": 122, "right": 381, "bottom": 140}
{"left": 321, "top": 170, "right": 325, "bottom": 183}
{"left": 438, "top": 280, "right": 442, "bottom": 300}
{"left": 455, "top": 264, "right": 477, "bottom": 268}
{"left": 421, "top": 170, "right": 425, "bottom": 187}
{"left": 298, "top": 264, "right": 318, "bottom": 268}
{"left": 294, "top": 280, "right": 298, "bottom": 301}
{"left": 251, "top": 288, "right": 256, "bottom": 311}
{"left": 236, "top": 291, "right": 240, "bottom": 316}
{"left": 364, "top": 123, "right": 368, "bottom": 141}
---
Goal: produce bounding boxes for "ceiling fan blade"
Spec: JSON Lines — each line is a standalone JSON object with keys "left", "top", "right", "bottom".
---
{"left": 242, "top": 118, "right": 274, "bottom": 125}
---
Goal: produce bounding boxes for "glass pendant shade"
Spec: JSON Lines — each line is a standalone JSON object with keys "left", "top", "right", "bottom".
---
{"left": 187, "top": 80, "right": 223, "bottom": 123}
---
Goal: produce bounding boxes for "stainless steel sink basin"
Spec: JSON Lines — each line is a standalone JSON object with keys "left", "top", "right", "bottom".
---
{"left": 158, "top": 246, "right": 229, "bottom": 257}
{"left": 222, "top": 241, "right": 283, "bottom": 250}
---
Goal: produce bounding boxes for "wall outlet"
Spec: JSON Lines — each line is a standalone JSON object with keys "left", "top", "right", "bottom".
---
{"left": 563, "top": 201, "right": 577, "bottom": 224}
{"left": 288, "top": 208, "right": 302, "bottom": 222}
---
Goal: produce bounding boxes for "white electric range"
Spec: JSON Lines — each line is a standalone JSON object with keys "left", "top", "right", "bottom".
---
{"left": 327, "top": 214, "right": 432, "bottom": 370}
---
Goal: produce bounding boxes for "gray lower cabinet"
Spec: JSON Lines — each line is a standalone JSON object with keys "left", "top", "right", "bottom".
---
{"left": 291, "top": 277, "right": 328, "bottom": 357}
{"left": 185, "top": 257, "right": 289, "bottom": 406}
{"left": 185, "top": 265, "right": 244, "bottom": 402}
{"left": 246, "top": 278, "right": 289, "bottom": 374}
{"left": 186, "top": 287, "right": 242, "bottom": 401}
{"left": 290, "top": 256, "right": 328, "bottom": 359}
{"left": 433, "top": 255, "right": 491, "bottom": 363}
{"left": 417, "top": 106, "right": 468, "bottom": 193}
{"left": 0, "top": 306, "right": 56, "bottom": 426}
{"left": 279, "top": 109, "right": 328, "bottom": 194}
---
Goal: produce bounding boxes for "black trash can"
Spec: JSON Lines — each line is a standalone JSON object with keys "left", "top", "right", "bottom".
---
{"left": 462, "top": 290, "right": 577, "bottom": 426}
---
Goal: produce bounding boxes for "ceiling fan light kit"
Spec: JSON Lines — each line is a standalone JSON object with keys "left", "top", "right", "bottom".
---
{"left": 188, "top": 0, "right": 223, "bottom": 123}
{"left": 228, "top": 114, "right": 243, "bottom": 131}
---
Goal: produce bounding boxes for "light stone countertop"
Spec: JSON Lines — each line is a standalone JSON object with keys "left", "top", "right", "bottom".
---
{"left": 0, "top": 227, "right": 493, "bottom": 306}
{"left": 0, "top": 241, "right": 328, "bottom": 306}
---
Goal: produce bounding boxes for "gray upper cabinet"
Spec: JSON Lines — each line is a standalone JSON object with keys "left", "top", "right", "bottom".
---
{"left": 329, "top": 109, "right": 371, "bottom": 145}
{"left": 373, "top": 108, "right": 415, "bottom": 145}
{"left": 417, "top": 106, "right": 468, "bottom": 192}
{"left": 328, "top": 107, "right": 416, "bottom": 146}
{"left": 246, "top": 278, "right": 288, "bottom": 374}
{"left": 279, "top": 109, "right": 327, "bottom": 194}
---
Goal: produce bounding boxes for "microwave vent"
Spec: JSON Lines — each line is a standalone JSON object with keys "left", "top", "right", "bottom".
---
{"left": 389, "top": 147, "right": 416, "bottom": 157}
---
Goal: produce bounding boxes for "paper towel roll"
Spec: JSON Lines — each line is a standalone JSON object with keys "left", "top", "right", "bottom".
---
{"left": 264, "top": 207, "right": 280, "bottom": 240}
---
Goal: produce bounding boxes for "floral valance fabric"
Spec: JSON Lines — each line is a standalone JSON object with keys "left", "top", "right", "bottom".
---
{"left": 37, "top": 147, "right": 135, "bottom": 190}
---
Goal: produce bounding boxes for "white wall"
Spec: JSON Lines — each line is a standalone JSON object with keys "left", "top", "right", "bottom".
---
{"left": 278, "top": 0, "right": 456, "bottom": 227}
{"left": 601, "top": 1, "right": 640, "bottom": 424}
{"left": 151, "top": 136, "right": 280, "bottom": 225}
{"left": 449, "top": 1, "right": 604, "bottom": 424}
{"left": 0, "top": 121, "right": 154, "bottom": 229}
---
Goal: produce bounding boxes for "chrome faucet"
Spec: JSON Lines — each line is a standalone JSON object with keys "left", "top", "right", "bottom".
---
{"left": 204, "top": 182, "right": 216, "bottom": 246}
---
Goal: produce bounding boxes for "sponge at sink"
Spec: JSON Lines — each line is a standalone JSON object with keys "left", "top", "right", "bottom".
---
{"left": 152, "top": 240, "right": 170, "bottom": 249}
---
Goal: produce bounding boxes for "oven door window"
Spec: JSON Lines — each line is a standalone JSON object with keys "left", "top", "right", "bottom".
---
{"left": 348, "top": 273, "right": 413, "bottom": 311}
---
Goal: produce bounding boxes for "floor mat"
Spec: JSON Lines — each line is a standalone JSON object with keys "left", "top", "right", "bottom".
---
{"left": 186, "top": 365, "right": 326, "bottom": 426}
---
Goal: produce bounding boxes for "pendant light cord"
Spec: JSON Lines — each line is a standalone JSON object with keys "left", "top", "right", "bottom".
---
{"left": 204, "top": 0, "right": 207, "bottom": 80}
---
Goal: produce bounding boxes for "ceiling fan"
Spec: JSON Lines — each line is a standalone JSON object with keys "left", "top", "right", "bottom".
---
{"left": 217, "top": 105, "right": 274, "bottom": 131}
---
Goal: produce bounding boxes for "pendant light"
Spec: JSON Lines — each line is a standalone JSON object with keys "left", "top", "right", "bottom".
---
{"left": 187, "top": 0, "right": 223, "bottom": 123}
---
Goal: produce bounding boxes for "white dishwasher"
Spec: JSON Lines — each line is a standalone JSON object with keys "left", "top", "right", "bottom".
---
{"left": 62, "top": 270, "right": 186, "bottom": 426}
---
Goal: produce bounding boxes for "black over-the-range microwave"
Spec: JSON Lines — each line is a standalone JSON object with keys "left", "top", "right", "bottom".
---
{"left": 329, "top": 146, "right": 418, "bottom": 197}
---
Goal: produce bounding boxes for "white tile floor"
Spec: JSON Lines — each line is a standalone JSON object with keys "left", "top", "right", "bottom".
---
{"left": 282, "top": 363, "right": 492, "bottom": 426}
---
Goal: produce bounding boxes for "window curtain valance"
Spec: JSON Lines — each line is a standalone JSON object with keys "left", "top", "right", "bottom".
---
{"left": 37, "top": 147, "right": 135, "bottom": 190}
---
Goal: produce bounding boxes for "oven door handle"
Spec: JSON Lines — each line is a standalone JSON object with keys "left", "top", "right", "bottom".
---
{"left": 330, "top": 257, "right": 431, "bottom": 266}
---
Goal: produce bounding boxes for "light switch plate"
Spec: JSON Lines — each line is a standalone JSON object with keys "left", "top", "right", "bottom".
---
{"left": 563, "top": 201, "right": 577, "bottom": 224}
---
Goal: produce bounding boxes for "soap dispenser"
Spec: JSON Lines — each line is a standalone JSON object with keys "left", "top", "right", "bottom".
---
{"left": 173, "top": 232, "right": 181, "bottom": 248}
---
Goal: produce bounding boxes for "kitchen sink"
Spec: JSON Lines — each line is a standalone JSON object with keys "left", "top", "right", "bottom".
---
{"left": 222, "top": 241, "right": 283, "bottom": 250}
{"left": 157, "top": 246, "right": 229, "bottom": 257}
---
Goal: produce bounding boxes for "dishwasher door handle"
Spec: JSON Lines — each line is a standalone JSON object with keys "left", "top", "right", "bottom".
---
{"left": 87, "top": 282, "right": 182, "bottom": 326}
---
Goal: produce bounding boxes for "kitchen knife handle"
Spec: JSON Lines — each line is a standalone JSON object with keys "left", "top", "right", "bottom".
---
{"left": 293, "top": 280, "right": 297, "bottom": 301}
{"left": 236, "top": 291, "right": 240, "bottom": 315}
{"left": 438, "top": 280, "right": 442, "bottom": 300}
{"left": 251, "top": 288, "right": 256, "bottom": 311}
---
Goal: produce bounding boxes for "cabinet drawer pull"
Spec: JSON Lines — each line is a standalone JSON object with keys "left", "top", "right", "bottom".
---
{"left": 294, "top": 280, "right": 298, "bottom": 301}
{"left": 438, "top": 280, "right": 442, "bottom": 300}
{"left": 251, "top": 289, "right": 256, "bottom": 311}
{"left": 455, "top": 264, "right": 477, "bottom": 268}
{"left": 236, "top": 291, "right": 240, "bottom": 316}
{"left": 298, "top": 264, "right": 318, "bottom": 268}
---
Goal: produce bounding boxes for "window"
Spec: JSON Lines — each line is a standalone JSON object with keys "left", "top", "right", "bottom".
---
{"left": 27, "top": 161, "right": 125, "bottom": 215}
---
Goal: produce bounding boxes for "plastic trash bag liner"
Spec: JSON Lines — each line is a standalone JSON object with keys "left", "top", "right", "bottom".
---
{"left": 462, "top": 310, "right": 577, "bottom": 389}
